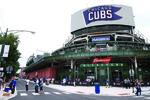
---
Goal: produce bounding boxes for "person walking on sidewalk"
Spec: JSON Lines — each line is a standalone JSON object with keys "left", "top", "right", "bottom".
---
{"left": 0, "top": 78, "right": 3, "bottom": 90}
{"left": 105, "top": 79, "right": 109, "bottom": 88}
{"left": 9, "top": 76, "right": 16, "bottom": 94}
{"left": 25, "top": 78, "right": 30, "bottom": 91}
{"left": 34, "top": 78, "right": 39, "bottom": 93}
{"left": 39, "top": 78, "right": 43, "bottom": 93}
{"left": 131, "top": 79, "right": 135, "bottom": 93}
{"left": 135, "top": 80, "right": 142, "bottom": 96}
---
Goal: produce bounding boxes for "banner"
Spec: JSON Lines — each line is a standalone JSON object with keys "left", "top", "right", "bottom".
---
{"left": 0, "top": 45, "right": 2, "bottom": 55}
{"left": 93, "top": 57, "right": 112, "bottom": 64}
{"left": 2, "top": 45, "right": 10, "bottom": 57}
{"left": 83, "top": 5, "right": 122, "bottom": 25}
{"left": 71, "top": 5, "right": 135, "bottom": 32}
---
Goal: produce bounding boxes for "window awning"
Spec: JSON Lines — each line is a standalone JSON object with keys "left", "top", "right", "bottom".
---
{"left": 80, "top": 63, "right": 125, "bottom": 68}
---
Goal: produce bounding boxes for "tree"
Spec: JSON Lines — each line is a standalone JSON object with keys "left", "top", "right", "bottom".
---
{"left": 0, "top": 33, "right": 21, "bottom": 79}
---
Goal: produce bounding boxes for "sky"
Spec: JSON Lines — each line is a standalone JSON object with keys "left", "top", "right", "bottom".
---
{"left": 0, "top": 0, "right": 149, "bottom": 67}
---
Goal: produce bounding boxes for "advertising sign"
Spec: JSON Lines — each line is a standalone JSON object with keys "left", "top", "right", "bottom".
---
{"left": 83, "top": 5, "right": 122, "bottom": 25}
{"left": 71, "top": 4, "right": 135, "bottom": 32}
{"left": 92, "top": 36, "right": 110, "bottom": 42}
{"left": 93, "top": 57, "right": 112, "bottom": 64}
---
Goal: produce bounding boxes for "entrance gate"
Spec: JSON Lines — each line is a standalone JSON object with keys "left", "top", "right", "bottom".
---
{"left": 80, "top": 63, "right": 125, "bottom": 85}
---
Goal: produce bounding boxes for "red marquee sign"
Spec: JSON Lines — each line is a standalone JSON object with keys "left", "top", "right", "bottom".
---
{"left": 92, "top": 57, "right": 112, "bottom": 64}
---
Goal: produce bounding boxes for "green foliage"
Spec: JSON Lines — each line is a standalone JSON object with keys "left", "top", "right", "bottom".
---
{"left": 0, "top": 33, "right": 21, "bottom": 76}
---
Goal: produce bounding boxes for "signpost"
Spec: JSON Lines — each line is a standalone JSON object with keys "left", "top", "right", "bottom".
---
{"left": 0, "top": 28, "right": 35, "bottom": 82}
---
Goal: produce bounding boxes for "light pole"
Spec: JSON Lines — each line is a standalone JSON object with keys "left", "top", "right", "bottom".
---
{"left": 0, "top": 28, "right": 35, "bottom": 82}
{"left": 8, "top": 30, "right": 35, "bottom": 34}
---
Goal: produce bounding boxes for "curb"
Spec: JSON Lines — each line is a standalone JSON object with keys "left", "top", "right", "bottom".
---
{"left": 0, "top": 90, "right": 17, "bottom": 100}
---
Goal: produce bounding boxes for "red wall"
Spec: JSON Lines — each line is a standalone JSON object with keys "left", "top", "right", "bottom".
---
{"left": 26, "top": 67, "right": 56, "bottom": 79}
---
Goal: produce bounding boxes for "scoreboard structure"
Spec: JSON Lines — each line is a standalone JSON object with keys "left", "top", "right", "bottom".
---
{"left": 25, "top": 5, "right": 150, "bottom": 86}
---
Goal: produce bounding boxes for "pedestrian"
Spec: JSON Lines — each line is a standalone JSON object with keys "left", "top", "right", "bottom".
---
{"left": 127, "top": 78, "right": 131, "bottom": 89}
{"left": 25, "top": 78, "right": 30, "bottom": 91}
{"left": 62, "top": 78, "right": 66, "bottom": 86}
{"left": 135, "top": 80, "right": 142, "bottom": 96}
{"left": 39, "top": 78, "right": 43, "bottom": 93}
{"left": 0, "top": 78, "right": 3, "bottom": 90}
{"left": 131, "top": 79, "right": 135, "bottom": 93}
{"left": 124, "top": 78, "right": 127, "bottom": 89}
{"left": 9, "top": 76, "right": 17, "bottom": 94}
{"left": 34, "top": 78, "right": 39, "bottom": 93}
{"left": 105, "top": 79, "right": 109, "bottom": 88}
{"left": 51, "top": 78, "right": 55, "bottom": 84}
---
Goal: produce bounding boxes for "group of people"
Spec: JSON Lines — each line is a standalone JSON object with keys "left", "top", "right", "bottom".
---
{"left": 4, "top": 75, "right": 143, "bottom": 96}
{"left": 124, "top": 78, "right": 131, "bottom": 89}
{"left": 25, "top": 77, "right": 44, "bottom": 93}
{"left": 124, "top": 78, "right": 142, "bottom": 96}
{"left": 4, "top": 76, "right": 17, "bottom": 94}
{"left": 109, "top": 78, "right": 142, "bottom": 96}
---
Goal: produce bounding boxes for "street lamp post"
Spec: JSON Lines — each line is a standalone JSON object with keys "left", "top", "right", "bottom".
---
{"left": 0, "top": 28, "right": 35, "bottom": 82}
{"left": 8, "top": 30, "right": 35, "bottom": 34}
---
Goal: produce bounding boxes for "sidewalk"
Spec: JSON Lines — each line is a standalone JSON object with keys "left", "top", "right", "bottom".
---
{"left": 0, "top": 88, "right": 17, "bottom": 100}
{"left": 45, "top": 84, "right": 150, "bottom": 96}
{"left": 0, "top": 83, "right": 149, "bottom": 99}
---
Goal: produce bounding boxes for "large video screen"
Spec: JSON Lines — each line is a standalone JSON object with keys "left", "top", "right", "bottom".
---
{"left": 90, "top": 35, "right": 113, "bottom": 42}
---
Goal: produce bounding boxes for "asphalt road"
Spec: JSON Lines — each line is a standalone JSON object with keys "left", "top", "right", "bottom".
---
{"left": 10, "top": 80, "right": 149, "bottom": 100}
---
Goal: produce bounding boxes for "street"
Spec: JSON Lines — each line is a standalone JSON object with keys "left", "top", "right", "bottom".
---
{"left": 9, "top": 80, "right": 150, "bottom": 100}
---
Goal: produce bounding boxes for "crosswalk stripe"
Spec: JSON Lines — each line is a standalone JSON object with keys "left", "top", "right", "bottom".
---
{"left": 20, "top": 93, "right": 28, "bottom": 96}
{"left": 132, "top": 95, "right": 144, "bottom": 98}
{"left": 18, "top": 90, "right": 35, "bottom": 92}
{"left": 53, "top": 92, "right": 61, "bottom": 95}
{"left": 32, "top": 93, "right": 40, "bottom": 95}
{"left": 19, "top": 91, "right": 68, "bottom": 96}
{"left": 145, "top": 97, "right": 150, "bottom": 99}
{"left": 44, "top": 92, "right": 51, "bottom": 95}
{"left": 63, "top": 92, "right": 71, "bottom": 94}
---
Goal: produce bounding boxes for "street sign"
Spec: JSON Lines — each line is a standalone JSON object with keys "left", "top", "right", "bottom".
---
{"left": 6, "top": 66, "right": 13, "bottom": 74}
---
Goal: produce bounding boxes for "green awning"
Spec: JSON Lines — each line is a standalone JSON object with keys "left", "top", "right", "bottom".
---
{"left": 80, "top": 63, "right": 124, "bottom": 68}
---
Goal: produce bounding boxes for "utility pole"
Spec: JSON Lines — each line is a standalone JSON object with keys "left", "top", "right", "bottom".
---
{"left": 0, "top": 28, "right": 9, "bottom": 82}
{"left": 0, "top": 28, "right": 35, "bottom": 82}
